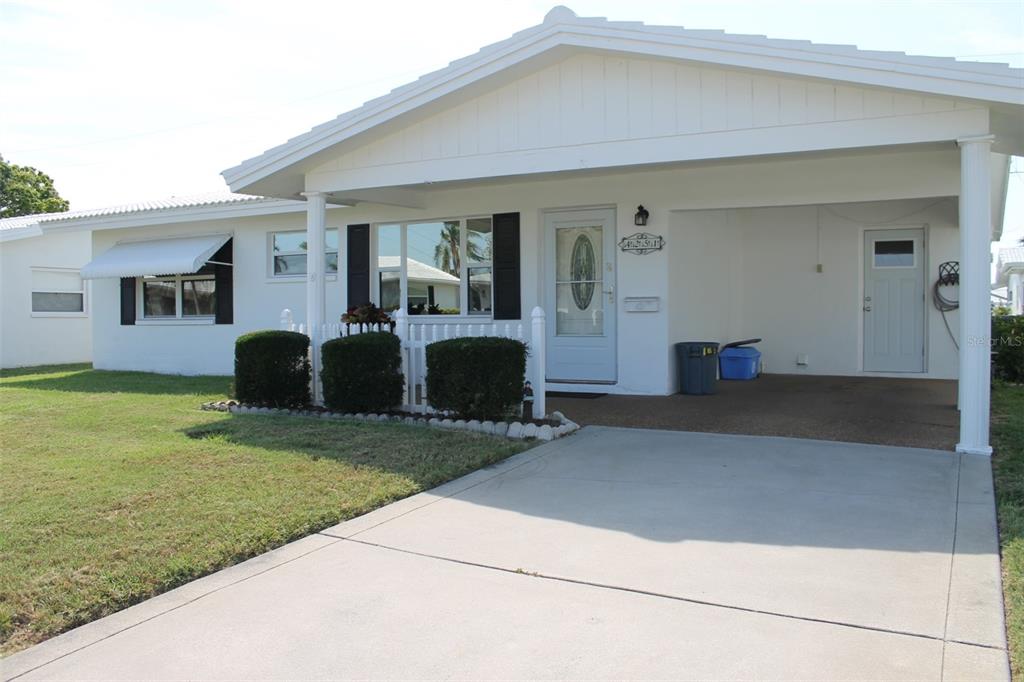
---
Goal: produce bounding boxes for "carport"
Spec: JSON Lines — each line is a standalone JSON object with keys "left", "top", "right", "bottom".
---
{"left": 549, "top": 374, "right": 959, "bottom": 450}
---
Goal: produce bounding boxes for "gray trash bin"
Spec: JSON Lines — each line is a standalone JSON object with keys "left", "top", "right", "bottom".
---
{"left": 675, "top": 342, "right": 719, "bottom": 395}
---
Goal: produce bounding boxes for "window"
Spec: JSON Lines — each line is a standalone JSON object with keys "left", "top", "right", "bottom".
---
{"left": 376, "top": 217, "right": 492, "bottom": 316}
{"left": 140, "top": 272, "right": 216, "bottom": 320}
{"left": 873, "top": 240, "right": 915, "bottom": 268}
{"left": 270, "top": 229, "right": 338, "bottom": 277}
{"left": 31, "top": 268, "right": 86, "bottom": 315}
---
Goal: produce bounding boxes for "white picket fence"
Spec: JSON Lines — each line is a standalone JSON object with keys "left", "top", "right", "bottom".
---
{"left": 280, "top": 307, "right": 546, "bottom": 418}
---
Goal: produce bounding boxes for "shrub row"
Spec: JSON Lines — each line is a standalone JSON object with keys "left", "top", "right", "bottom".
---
{"left": 234, "top": 330, "right": 528, "bottom": 420}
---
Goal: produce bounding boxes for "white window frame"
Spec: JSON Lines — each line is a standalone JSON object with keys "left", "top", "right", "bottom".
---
{"left": 372, "top": 216, "right": 493, "bottom": 318}
{"left": 136, "top": 273, "right": 216, "bottom": 325}
{"left": 30, "top": 267, "right": 88, "bottom": 318}
{"left": 267, "top": 228, "right": 339, "bottom": 281}
{"left": 871, "top": 238, "right": 918, "bottom": 270}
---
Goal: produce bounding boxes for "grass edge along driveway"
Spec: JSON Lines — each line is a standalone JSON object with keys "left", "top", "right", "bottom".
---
{"left": 992, "top": 382, "right": 1024, "bottom": 678}
{"left": 0, "top": 364, "right": 530, "bottom": 656}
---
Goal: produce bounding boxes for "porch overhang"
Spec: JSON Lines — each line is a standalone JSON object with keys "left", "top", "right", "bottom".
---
{"left": 302, "top": 109, "right": 991, "bottom": 195}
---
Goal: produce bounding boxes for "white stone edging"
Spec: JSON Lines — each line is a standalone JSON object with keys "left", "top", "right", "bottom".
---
{"left": 200, "top": 401, "right": 580, "bottom": 442}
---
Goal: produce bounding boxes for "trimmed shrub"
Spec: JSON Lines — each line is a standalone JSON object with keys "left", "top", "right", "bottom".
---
{"left": 993, "top": 315, "right": 1024, "bottom": 382}
{"left": 426, "top": 337, "right": 527, "bottom": 420}
{"left": 321, "top": 332, "right": 403, "bottom": 413}
{"left": 234, "top": 330, "right": 310, "bottom": 407}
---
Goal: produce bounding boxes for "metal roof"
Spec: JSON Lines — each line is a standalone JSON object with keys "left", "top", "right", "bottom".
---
{"left": 377, "top": 256, "right": 460, "bottom": 284}
{"left": 998, "top": 246, "right": 1024, "bottom": 269}
{"left": 0, "top": 192, "right": 282, "bottom": 232}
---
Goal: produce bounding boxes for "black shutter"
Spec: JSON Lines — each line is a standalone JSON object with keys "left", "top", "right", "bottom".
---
{"left": 492, "top": 212, "right": 521, "bottom": 320}
{"left": 119, "top": 277, "right": 136, "bottom": 325}
{"left": 347, "top": 224, "right": 371, "bottom": 309}
{"left": 213, "top": 239, "right": 233, "bottom": 325}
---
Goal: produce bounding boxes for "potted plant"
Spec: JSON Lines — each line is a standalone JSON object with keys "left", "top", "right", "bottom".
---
{"left": 341, "top": 303, "right": 395, "bottom": 333}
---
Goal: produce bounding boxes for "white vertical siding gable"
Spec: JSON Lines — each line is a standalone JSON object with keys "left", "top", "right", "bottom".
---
{"left": 310, "top": 53, "right": 969, "bottom": 176}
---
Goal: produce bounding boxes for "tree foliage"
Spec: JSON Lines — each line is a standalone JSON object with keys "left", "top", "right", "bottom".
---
{"left": 0, "top": 155, "right": 70, "bottom": 218}
{"left": 433, "top": 222, "right": 485, "bottom": 275}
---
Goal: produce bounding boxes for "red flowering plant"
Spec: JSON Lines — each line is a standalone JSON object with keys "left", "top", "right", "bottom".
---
{"left": 341, "top": 303, "right": 395, "bottom": 332}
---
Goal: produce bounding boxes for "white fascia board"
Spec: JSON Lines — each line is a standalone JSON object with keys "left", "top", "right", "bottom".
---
{"left": 36, "top": 199, "right": 331, "bottom": 236}
{"left": 0, "top": 225, "right": 43, "bottom": 242}
{"left": 223, "top": 23, "right": 1021, "bottom": 194}
{"left": 561, "top": 29, "right": 1024, "bottom": 103}
{"left": 306, "top": 107, "right": 988, "bottom": 194}
{"left": 224, "top": 31, "right": 565, "bottom": 191}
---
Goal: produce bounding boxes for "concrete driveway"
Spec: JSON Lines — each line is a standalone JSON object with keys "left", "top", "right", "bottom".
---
{"left": 4, "top": 427, "right": 1007, "bottom": 681}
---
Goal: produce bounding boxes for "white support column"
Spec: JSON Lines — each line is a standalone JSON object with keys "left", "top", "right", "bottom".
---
{"left": 302, "top": 191, "right": 328, "bottom": 405}
{"left": 956, "top": 135, "right": 995, "bottom": 456}
{"left": 531, "top": 306, "right": 546, "bottom": 419}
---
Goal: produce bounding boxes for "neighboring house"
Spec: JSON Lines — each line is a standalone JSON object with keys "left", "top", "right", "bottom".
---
{"left": 44, "top": 6, "right": 1022, "bottom": 456}
{"left": 0, "top": 217, "right": 92, "bottom": 368}
{"left": 992, "top": 285, "right": 1010, "bottom": 309}
{"left": 377, "top": 256, "right": 463, "bottom": 314}
{"left": 995, "top": 246, "right": 1024, "bottom": 314}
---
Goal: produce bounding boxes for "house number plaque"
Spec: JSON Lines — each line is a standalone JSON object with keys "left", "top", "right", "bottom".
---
{"left": 618, "top": 232, "right": 664, "bottom": 255}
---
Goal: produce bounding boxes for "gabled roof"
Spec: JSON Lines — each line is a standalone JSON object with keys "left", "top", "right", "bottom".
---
{"left": 378, "top": 256, "right": 459, "bottom": 284}
{"left": 222, "top": 5, "right": 1024, "bottom": 198}
{"left": 998, "top": 246, "right": 1024, "bottom": 270}
{"left": 0, "top": 192, "right": 309, "bottom": 241}
{"left": 995, "top": 245, "right": 1024, "bottom": 286}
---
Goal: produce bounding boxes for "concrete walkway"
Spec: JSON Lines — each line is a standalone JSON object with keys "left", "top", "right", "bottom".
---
{"left": 3, "top": 427, "right": 1007, "bottom": 680}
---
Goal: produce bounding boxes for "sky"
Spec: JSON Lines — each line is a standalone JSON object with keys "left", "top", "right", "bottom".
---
{"left": 1, "top": 0, "right": 1022, "bottom": 251}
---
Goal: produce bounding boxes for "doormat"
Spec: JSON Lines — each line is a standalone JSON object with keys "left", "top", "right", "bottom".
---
{"left": 546, "top": 391, "right": 608, "bottom": 399}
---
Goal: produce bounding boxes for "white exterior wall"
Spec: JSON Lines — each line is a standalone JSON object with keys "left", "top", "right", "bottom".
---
{"left": 91, "top": 147, "right": 962, "bottom": 390}
{"left": 91, "top": 212, "right": 346, "bottom": 375}
{"left": 669, "top": 199, "right": 961, "bottom": 385}
{"left": 1009, "top": 272, "right": 1023, "bottom": 315}
{"left": 0, "top": 230, "right": 92, "bottom": 368}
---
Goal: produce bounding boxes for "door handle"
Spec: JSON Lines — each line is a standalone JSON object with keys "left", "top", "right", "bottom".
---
{"left": 863, "top": 306, "right": 872, "bottom": 312}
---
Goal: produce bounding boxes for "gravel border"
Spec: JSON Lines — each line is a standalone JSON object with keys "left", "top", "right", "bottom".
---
{"left": 200, "top": 401, "right": 580, "bottom": 441}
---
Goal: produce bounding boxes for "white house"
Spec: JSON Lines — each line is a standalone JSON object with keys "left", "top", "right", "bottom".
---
{"left": 995, "top": 246, "right": 1024, "bottom": 314}
{"left": 51, "top": 6, "right": 1023, "bottom": 456}
{"left": 0, "top": 216, "right": 92, "bottom": 368}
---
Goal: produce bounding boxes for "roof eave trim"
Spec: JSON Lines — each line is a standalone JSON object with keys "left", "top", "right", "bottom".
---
{"left": 222, "top": 23, "right": 1024, "bottom": 193}
{"left": 36, "top": 198, "right": 312, "bottom": 235}
{"left": 0, "top": 225, "right": 43, "bottom": 242}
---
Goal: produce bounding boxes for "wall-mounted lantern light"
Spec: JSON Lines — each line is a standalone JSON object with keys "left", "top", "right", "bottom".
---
{"left": 634, "top": 205, "right": 649, "bottom": 226}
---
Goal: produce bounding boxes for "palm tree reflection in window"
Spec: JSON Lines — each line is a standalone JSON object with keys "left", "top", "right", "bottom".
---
{"left": 433, "top": 222, "right": 486, "bottom": 275}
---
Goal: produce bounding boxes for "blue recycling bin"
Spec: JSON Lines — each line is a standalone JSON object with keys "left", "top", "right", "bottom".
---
{"left": 719, "top": 346, "right": 761, "bottom": 380}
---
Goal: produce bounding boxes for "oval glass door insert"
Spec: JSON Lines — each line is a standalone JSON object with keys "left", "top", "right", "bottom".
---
{"left": 570, "top": 234, "right": 595, "bottom": 309}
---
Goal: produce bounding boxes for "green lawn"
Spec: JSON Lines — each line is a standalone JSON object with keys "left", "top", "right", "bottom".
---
{"left": 0, "top": 365, "right": 529, "bottom": 656}
{"left": 992, "top": 382, "right": 1024, "bottom": 677}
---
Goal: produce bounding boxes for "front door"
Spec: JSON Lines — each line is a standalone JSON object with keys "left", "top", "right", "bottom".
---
{"left": 545, "top": 209, "right": 617, "bottom": 383}
{"left": 863, "top": 228, "right": 925, "bottom": 372}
